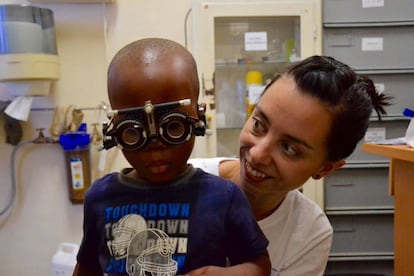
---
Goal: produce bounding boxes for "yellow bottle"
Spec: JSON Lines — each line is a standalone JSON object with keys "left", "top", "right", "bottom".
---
{"left": 245, "top": 70, "right": 263, "bottom": 120}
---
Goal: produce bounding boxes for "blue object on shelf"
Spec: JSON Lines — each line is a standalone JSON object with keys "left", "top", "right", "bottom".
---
{"left": 59, "top": 132, "right": 90, "bottom": 151}
{"left": 403, "top": 108, "right": 414, "bottom": 118}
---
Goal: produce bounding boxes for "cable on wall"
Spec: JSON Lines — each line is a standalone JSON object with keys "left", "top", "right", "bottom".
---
{"left": 184, "top": 7, "right": 192, "bottom": 49}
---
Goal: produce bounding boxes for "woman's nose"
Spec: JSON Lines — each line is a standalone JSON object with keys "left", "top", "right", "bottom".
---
{"left": 249, "top": 139, "right": 273, "bottom": 165}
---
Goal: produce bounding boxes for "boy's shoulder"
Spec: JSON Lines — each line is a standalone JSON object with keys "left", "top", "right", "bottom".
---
{"left": 193, "top": 166, "right": 228, "bottom": 180}
{"left": 188, "top": 157, "right": 236, "bottom": 176}
{"left": 192, "top": 167, "right": 240, "bottom": 192}
{"left": 84, "top": 171, "right": 120, "bottom": 201}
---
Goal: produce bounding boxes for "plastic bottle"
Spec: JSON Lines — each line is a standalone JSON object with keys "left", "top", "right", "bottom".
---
{"left": 404, "top": 108, "right": 414, "bottom": 147}
{"left": 59, "top": 131, "right": 91, "bottom": 204}
{"left": 51, "top": 243, "right": 79, "bottom": 276}
{"left": 245, "top": 70, "right": 263, "bottom": 120}
{"left": 289, "top": 48, "right": 300, "bottom": 62}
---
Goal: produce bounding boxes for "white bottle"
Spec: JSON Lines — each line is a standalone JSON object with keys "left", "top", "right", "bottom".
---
{"left": 289, "top": 48, "right": 301, "bottom": 62}
{"left": 51, "top": 243, "right": 79, "bottom": 276}
{"left": 245, "top": 71, "right": 264, "bottom": 120}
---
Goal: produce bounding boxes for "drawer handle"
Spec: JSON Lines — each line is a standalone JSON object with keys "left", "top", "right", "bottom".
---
{"left": 330, "top": 183, "right": 354, "bottom": 186}
{"left": 333, "top": 227, "right": 354, "bottom": 233}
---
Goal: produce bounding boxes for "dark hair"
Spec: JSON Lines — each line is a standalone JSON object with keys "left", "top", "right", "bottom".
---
{"left": 263, "top": 55, "right": 392, "bottom": 161}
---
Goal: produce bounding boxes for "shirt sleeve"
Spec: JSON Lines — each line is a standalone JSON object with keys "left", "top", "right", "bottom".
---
{"left": 224, "top": 184, "right": 269, "bottom": 264}
{"left": 278, "top": 209, "right": 333, "bottom": 276}
{"left": 260, "top": 191, "right": 333, "bottom": 275}
{"left": 76, "top": 193, "right": 101, "bottom": 270}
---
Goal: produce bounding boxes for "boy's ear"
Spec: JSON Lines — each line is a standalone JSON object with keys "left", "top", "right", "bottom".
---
{"left": 312, "top": 159, "right": 345, "bottom": 179}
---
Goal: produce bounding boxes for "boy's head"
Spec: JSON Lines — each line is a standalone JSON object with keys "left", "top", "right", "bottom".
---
{"left": 106, "top": 38, "right": 201, "bottom": 184}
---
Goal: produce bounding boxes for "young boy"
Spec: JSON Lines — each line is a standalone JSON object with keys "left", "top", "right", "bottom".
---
{"left": 73, "top": 38, "right": 270, "bottom": 276}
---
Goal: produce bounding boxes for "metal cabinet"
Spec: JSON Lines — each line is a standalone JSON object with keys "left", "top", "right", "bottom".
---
{"left": 347, "top": 120, "right": 410, "bottom": 164}
{"left": 322, "top": 0, "right": 414, "bottom": 274}
{"left": 323, "top": 0, "right": 414, "bottom": 24}
{"left": 192, "top": 0, "right": 322, "bottom": 158}
{"left": 192, "top": 0, "right": 324, "bottom": 206}
{"left": 324, "top": 166, "right": 394, "bottom": 211}
{"left": 323, "top": 26, "right": 414, "bottom": 70}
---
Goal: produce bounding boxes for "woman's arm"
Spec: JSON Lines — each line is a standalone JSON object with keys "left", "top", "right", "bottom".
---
{"left": 181, "top": 252, "right": 271, "bottom": 276}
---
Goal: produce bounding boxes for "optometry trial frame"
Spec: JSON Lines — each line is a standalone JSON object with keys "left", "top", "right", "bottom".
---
{"left": 98, "top": 99, "right": 206, "bottom": 151}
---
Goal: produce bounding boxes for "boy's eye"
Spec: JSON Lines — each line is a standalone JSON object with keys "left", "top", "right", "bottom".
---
{"left": 122, "top": 127, "right": 143, "bottom": 146}
{"left": 164, "top": 119, "right": 186, "bottom": 138}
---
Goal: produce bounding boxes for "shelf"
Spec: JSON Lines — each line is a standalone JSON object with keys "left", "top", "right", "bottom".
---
{"left": 340, "top": 161, "right": 389, "bottom": 168}
{"left": 324, "top": 21, "right": 414, "bottom": 28}
{"left": 30, "top": 0, "right": 114, "bottom": 3}
{"left": 328, "top": 253, "right": 394, "bottom": 262}
{"left": 362, "top": 144, "right": 414, "bottom": 163}
{"left": 215, "top": 61, "right": 290, "bottom": 67}
{"left": 326, "top": 209, "right": 394, "bottom": 215}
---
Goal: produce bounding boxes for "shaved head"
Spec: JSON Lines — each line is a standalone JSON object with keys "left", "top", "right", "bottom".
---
{"left": 107, "top": 38, "right": 200, "bottom": 108}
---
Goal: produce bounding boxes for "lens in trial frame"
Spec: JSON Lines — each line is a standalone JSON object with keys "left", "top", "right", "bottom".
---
{"left": 159, "top": 113, "right": 193, "bottom": 145}
{"left": 115, "top": 120, "right": 147, "bottom": 150}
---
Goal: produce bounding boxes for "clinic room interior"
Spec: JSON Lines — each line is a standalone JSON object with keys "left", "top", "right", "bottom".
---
{"left": 1, "top": 0, "right": 413, "bottom": 275}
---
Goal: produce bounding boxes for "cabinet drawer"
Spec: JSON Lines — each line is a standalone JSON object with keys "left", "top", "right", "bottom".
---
{"left": 346, "top": 120, "right": 410, "bottom": 163}
{"left": 329, "top": 213, "right": 394, "bottom": 255}
{"left": 367, "top": 73, "right": 414, "bottom": 117}
{"left": 323, "top": 0, "right": 414, "bottom": 24}
{"left": 325, "top": 259, "right": 394, "bottom": 276}
{"left": 324, "top": 167, "right": 394, "bottom": 210}
{"left": 323, "top": 26, "right": 414, "bottom": 70}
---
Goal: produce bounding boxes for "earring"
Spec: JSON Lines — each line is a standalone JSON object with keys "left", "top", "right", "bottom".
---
{"left": 313, "top": 174, "right": 322, "bottom": 180}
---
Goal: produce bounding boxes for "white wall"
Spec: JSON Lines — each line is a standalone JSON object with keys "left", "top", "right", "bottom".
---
{"left": 0, "top": 0, "right": 193, "bottom": 275}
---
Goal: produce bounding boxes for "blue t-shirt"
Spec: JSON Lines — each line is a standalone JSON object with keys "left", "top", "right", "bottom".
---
{"left": 77, "top": 166, "right": 268, "bottom": 275}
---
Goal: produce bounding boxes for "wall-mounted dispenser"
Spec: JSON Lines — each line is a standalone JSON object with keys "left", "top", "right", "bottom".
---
{"left": 0, "top": 2, "right": 60, "bottom": 97}
{"left": 0, "top": 2, "right": 59, "bottom": 145}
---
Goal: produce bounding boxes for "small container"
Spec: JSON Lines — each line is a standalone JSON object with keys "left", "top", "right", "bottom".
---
{"left": 245, "top": 71, "right": 263, "bottom": 119}
{"left": 51, "top": 243, "right": 79, "bottom": 276}
{"left": 59, "top": 132, "right": 91, "bottom": 204}
{"left": 403, "top": 108, "right": 414, "bottom": 148}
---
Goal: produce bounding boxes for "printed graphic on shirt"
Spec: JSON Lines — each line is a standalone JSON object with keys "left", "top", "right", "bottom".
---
{"left": 104, "top": 203, "right": 190, "bottom": 274}
{"left": 126, "top": 227, "right": 177, "bottom": 276}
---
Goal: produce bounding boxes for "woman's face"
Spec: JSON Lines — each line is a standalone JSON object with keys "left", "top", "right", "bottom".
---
{"left": 239, "top": 75, "right": 343, "bottom": 197}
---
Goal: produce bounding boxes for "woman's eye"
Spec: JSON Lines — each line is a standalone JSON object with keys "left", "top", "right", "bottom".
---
{"left": 251, "top": 117, "right": 265, "bottom": 133}
{"left": 281, "top": 142, "right": 299, "bottom": 158}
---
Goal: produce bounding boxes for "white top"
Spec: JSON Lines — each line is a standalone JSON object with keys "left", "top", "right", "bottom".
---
{"left": 189, "top": 158, "right": 333, "bottom": 276}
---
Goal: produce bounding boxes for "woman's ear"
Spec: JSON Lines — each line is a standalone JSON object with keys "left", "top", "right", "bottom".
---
{"left": 312, "top": 159, "right": 345, "bottom": 179}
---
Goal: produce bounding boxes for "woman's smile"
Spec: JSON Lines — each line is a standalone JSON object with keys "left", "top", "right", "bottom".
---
{"left": 245, "top": 160, "right": 268, "bottom": 181}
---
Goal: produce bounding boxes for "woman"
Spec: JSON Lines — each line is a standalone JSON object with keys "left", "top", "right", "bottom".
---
{"left": 189, "top": 55, "right": 391, "bottom": 275}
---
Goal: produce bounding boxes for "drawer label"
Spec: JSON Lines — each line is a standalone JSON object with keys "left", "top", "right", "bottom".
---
{"left": 365, "top": 127, "right": 386, "bottom": 143}
{"left": 362, "top": 0, "right": 384, "bottom": 8}
{"left": 248, "top": 85, "right": 265, "bottom": 104}
{"left": 374, "top": 83, "right": 385, "bottom": 95}
{"left": 361, "top": 37, "right": 383, "bottom": 51}
{"left": 245, "top": 32, "right": 267, "bottom": 51}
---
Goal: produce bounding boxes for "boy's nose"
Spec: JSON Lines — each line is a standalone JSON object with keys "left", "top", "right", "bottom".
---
{"left": 146, "top": 135, "right": 166, "bottom": 149}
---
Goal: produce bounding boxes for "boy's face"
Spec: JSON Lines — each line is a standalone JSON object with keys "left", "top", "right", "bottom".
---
{"left": 108, "top": 56, "right": 198, "bottom": 184}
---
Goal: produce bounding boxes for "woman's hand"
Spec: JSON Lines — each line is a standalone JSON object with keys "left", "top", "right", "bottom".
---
{"left": 180, "top": 253, "right": 271, "bottom": 276}
{"left": 180, "top": 265, "right": 230, "bottom": 276}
